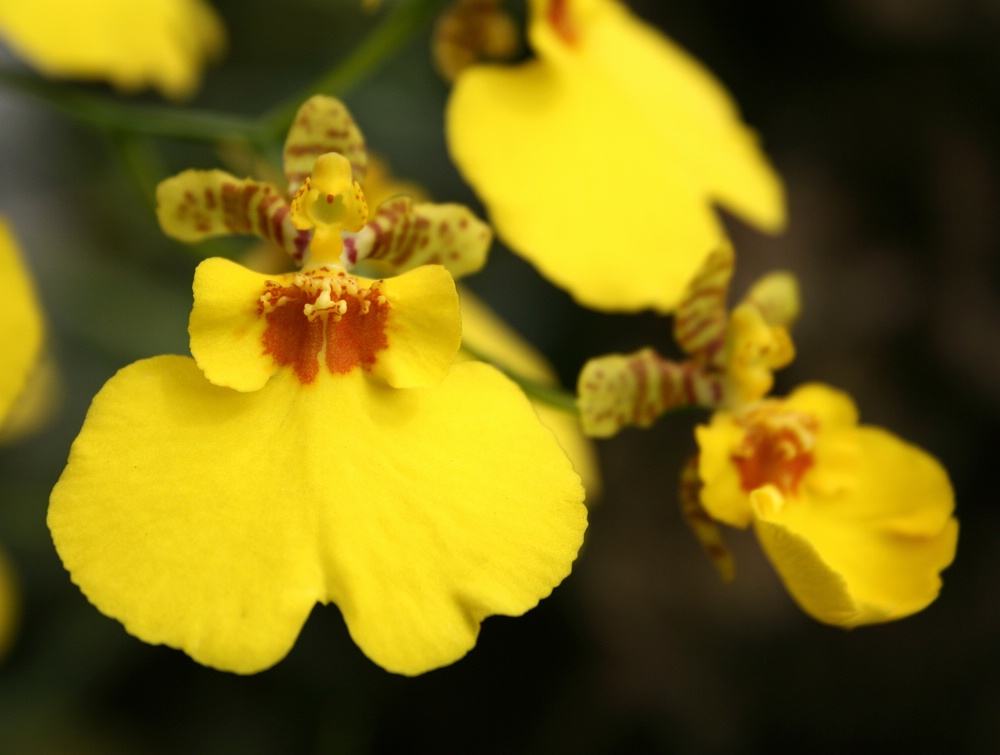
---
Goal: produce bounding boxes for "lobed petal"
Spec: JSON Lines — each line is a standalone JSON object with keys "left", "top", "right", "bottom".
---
{"left": 283, "top": 96, "right": 367, "bottom": 195}
{"left": 157, "top": 170, "right": 310, "bottom": 263}
{"left": 345, "top": 196, "right": 491, "bottom": 279}
{"left": 447, "top": 0, "right": 785, "bottom": 312}
{"left": 368, "top": 265, "right": 462, "bottom": 389}
{"left": 0, "top": 219, "right": 45, "bottom": 431}
{"left": 190, "top": 259, "right": 461, "bottom": 392}
{"left": 48, "top": 356, "right": 586, "bottom": 675}
{"left": 0, "top": 0, "right": 225, "bottom": 99}
{"left": 189, "top": 257, "right": 276, "bottom": 392}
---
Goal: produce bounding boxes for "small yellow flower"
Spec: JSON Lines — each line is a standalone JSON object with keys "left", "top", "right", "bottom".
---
{"left": 49, "top": 99, "right": 587, "bottom": 676}
{"left": 447, "top": 0, "right": 785, "bottom": 312}
{"left": 696, "top": 383, "right": 958, "bottom": 626}
{"left": 0, "top": 0, "right": 225, "bottom": 99}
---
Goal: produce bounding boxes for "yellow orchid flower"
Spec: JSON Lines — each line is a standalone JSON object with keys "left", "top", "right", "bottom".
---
{"left": 0, "top": 0, "right": 225, "bottom": 99}
{"left": 578, "top": 240, "right": 797, "bottom": 437}
{"left": 695, "top": 383, "right": 958, "bottom": 627}
{"left": 447, "top": 0, "right": 785, "bottom": 312}
{"left": 48, "top": 99, "right": 587, "bottom": 677}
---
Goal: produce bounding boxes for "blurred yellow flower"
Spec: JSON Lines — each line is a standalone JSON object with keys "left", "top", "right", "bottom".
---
{"left": 0, "top": 0, "right": 225, "bottom": 99}
{"left": 447, "top": 0, "right": 785, "bottom": 312}
{"left": 0, "top": 218, "right": 50, "bottom": 441}
{"left": 49, "top": 98, "right": 587, "bottom": 677}
{"left": 696, "top": 383, "right": 958, "bottom": 626}
{"left": 0, "top": 219, "right": 42, "bottom": 428}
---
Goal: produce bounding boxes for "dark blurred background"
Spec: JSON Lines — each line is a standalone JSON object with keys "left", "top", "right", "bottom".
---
{"left": 1, "top": 0, "right": 998, "bottom": 752}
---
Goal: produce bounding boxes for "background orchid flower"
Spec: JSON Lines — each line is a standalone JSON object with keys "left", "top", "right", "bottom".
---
{"left": 0, "top": 0, "right": 225, "bottom": 99}
{"left": 447, "top": 0, "right": 786, "bottom": 312}
{"left": 696, "top": 383, "right": 958, "bottom": 626}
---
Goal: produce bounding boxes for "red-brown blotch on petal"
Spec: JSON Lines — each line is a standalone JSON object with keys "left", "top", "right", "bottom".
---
{"left": 257, "top": 268, "right": 390, "bottom": 385}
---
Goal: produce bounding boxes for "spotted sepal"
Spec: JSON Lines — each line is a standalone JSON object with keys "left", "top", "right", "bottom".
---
{"left": 284, "top": 96, "right": 368, "bottom": 195}
{"left": 673, "top": 240, "right": 735, "bottom": 364}
{"left": 680, "top": 455, "right": 735, "bottom": 583}
{"left": 156, "top": 170, "right": 312, "bottom": 263}
{"left": 576, "top": 348, "right": 723, "bottom": 438}
{"left": 343, "top": 196, "right": 492, "bottom": 279}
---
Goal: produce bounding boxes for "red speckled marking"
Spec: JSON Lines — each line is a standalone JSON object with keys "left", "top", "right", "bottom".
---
{"left": 731, "top": 413, "right": 818, "bottom": 495}
{"left": 547, "top": 0, "right": 578, "bottom": 45}
{"left": 257, "top": 270, "right": 390, "bottom": 384}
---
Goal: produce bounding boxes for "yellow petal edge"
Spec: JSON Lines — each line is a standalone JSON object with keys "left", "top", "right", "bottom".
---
{"left": 0, "top": 0, "right": 225, "bottom": 99}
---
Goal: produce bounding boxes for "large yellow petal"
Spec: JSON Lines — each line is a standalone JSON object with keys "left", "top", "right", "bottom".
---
{"left": 0, "top": 219, "right": 44, "bottom": 431}
{"left": 189, "top": 257, "right": 275, "bottom": 392}
{"left": 0, "top": 0, "right": 225, "bottom": 99}
{"left": 458, "top": 287, "right": 601, "bottom": 497}
{"left": 190, "top": 260, "right": 461, "bottom": 392}
{"left": 447, "top": 0, "right": 784, "bottom": 312}
{"left": 48, "top": 356, "right": 586, "bottom": 675}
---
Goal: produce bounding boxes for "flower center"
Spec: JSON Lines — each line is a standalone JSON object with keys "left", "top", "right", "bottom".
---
{"left": 731, "top": 405, "right": 818, "bottom": 495}
{"left": 256, "top": 267, "right": 389, "bottom": 384}
{"left": 289, "top": 152, "right": 368, "bottom": 264}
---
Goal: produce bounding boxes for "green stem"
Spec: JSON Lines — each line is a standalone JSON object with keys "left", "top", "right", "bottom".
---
{"left": 259, "top": 0, "right": 446, "bottom": 140}
{"left": 0, "top": 69, "right": 263, "bottom": 144}
{"left": 109, "top": 135, "right": 164, "bottom": 211}
{"left": 461, "top": 343, "right": 581, "bottom": 415}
